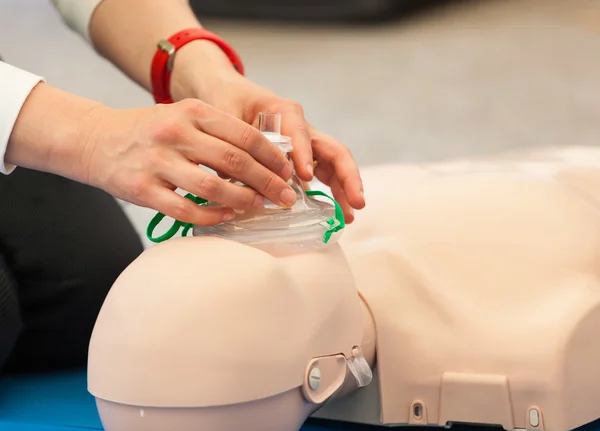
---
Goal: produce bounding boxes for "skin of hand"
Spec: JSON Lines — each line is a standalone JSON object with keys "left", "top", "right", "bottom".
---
{"left": 7, "top": 83, "right": 297, "bottom": 227}
{"left": 88, "top": 0, "right": 366, "bottom": 223}
{"left": 188, "top": 72, "right": 366, "bottom": 224}
{"left": 84, "top": 99, "right": 302, "bottom": 226}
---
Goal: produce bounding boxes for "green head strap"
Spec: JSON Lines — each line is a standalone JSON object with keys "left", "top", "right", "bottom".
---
{"left": 146, "top": 190, "right": 345, "bottom": 244}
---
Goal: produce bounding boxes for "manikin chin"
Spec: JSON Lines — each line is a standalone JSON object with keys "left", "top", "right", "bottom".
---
{"left": 88, "top": 146, "right": 600, "bottom": 431}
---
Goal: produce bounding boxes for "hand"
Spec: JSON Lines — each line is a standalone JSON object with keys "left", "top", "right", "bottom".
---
{"left": 82, "top": 99, "right": 297, "bottom": 226}
{"left": 202, "top": 75, "right": 365, "bottom": 223}
{"left": 171, "top": 46, "right": 366, "bottom": 224}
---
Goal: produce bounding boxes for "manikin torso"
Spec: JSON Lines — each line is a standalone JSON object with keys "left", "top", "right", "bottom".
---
{"left": 88, "top": 146, "right": 600, "bottom": 431}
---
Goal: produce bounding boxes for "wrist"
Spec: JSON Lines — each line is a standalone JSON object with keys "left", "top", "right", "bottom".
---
{"left": 73, "top": 103, "right": 114, "bottom": 187}
{"left": 169, "top": 39, "right": 240, "bottom": 103}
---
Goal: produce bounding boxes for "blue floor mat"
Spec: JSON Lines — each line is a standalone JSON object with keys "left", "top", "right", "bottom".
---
{"left": 0, "top": 370, "right": 100, "bottom": 429}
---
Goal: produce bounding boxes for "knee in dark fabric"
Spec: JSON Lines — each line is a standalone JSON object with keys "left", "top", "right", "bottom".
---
{"left": 3, "top": 222, "right": 144, "bottom": 373}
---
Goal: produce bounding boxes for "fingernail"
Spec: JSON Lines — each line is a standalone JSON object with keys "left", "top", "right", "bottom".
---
{"left": 280, "top": 188, "right": 296, "bottom": 207}
{"left": 361, "top": 189, "right": 365, "bottom": 202}
{"left": 306, "top": 163, "right": 314, "bottom": 179}
{"left": 253, "top": 194, "right": 264, "bottom": 208}
{"left": 223, "top": 212, "right": 235, "bottom": 221}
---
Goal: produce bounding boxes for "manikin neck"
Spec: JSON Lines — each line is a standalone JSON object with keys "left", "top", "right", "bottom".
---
{"left": 359, "top": 296, "right": 377, "bottom": 369}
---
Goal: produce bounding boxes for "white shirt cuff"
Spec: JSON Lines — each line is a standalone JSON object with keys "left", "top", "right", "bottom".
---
{"left": 50, "top": 0, "right": 104, "bottom": 42}
{"left": 0, "top": 62, "right": 45, "bottom": 174}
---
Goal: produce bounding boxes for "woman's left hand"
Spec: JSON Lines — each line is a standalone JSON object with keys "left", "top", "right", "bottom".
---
{"left": 170, "top": 46, "right": 365, "bottom": 223}
{"left": 211, "top": 76, "right": 365, "bottom": 223}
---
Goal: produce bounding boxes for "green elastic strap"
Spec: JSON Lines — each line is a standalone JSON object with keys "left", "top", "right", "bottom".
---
{"left": 146, "top": 193, "right": 207, "bottom": 243}
{"left": 305, "top": 190, "right": 346, "bottom": 243}
{"left": 146, "top": 190, "right": 345, "bottom": 244}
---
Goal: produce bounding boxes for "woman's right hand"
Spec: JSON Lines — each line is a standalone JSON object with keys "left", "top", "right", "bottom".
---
{"left": 84, "top": 98, "right": 297, "bottom": 226}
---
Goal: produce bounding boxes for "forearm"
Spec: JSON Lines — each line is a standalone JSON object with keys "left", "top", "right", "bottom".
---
{"left": 6, "top": 82, "right": 104, "bottom": 184}
{"left": 88, "top": 0, "right": 234, "bottom": 102}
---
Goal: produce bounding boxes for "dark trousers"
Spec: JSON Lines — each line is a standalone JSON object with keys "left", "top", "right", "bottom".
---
{"left": 0, "top": 168, "right": 144, "bottom": 373}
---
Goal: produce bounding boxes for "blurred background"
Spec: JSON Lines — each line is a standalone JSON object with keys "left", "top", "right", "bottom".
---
{"left": 1, "top": 0, "right": 599, "bottom": 245}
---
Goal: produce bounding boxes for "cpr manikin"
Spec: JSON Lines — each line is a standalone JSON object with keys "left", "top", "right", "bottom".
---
{"left": 87, "top": 144, "right": 600, "bottom": 431}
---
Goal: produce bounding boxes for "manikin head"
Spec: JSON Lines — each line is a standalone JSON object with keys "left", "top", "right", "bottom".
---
{"left": 87, "top": 236, "right": 374, "bottom": 431}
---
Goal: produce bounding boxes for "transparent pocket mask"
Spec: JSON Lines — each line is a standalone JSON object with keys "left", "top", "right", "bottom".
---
{"left": 146, "top": 112, "right": 345, "bottom": 255}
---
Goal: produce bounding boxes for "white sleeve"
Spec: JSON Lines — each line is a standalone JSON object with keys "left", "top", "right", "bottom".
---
{"left": 0, "top": 62, "right": 45, "bottom": 175}
{"left": 50, "top": 0, "right": 104, "bottom": 42}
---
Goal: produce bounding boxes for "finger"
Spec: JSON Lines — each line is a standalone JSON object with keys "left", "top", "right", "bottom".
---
{"left": 280, "top": 102, "right": 314, "bottom": 182}
{"left": 186, "top": 100, "right": 293, "bottom": 180}
{"left": 331, "top": 184, "right": 354, "bottom": 224}
{"left": 217, "top": 171, "right": 230, "bottom": 180}
{"left": 163, "top": 161, "right": 264, "bottom": 210}
{"left": 319, "top": 168, "right": 355, "bottom": 224}
{"left": 149, "top": 186, "right": 235, "bottom": 226}
{"left": 313, "top": 162, "right": 354, "bottom": 223}
{"left": 312, "top": 131, "right": 365, "bottom": 210}
{"left": 183, "top": 129, "right": 296, "bottom": 208}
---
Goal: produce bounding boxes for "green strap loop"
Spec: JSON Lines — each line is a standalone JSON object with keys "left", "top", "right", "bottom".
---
{"left": 146, "top": 190, "right": 345, "bottom": 244}
{"left": 305, "top": 190, "right": 346, "bottom": 243}
{"left": 146, "top": 193, "right": 207, "bottom": 243}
